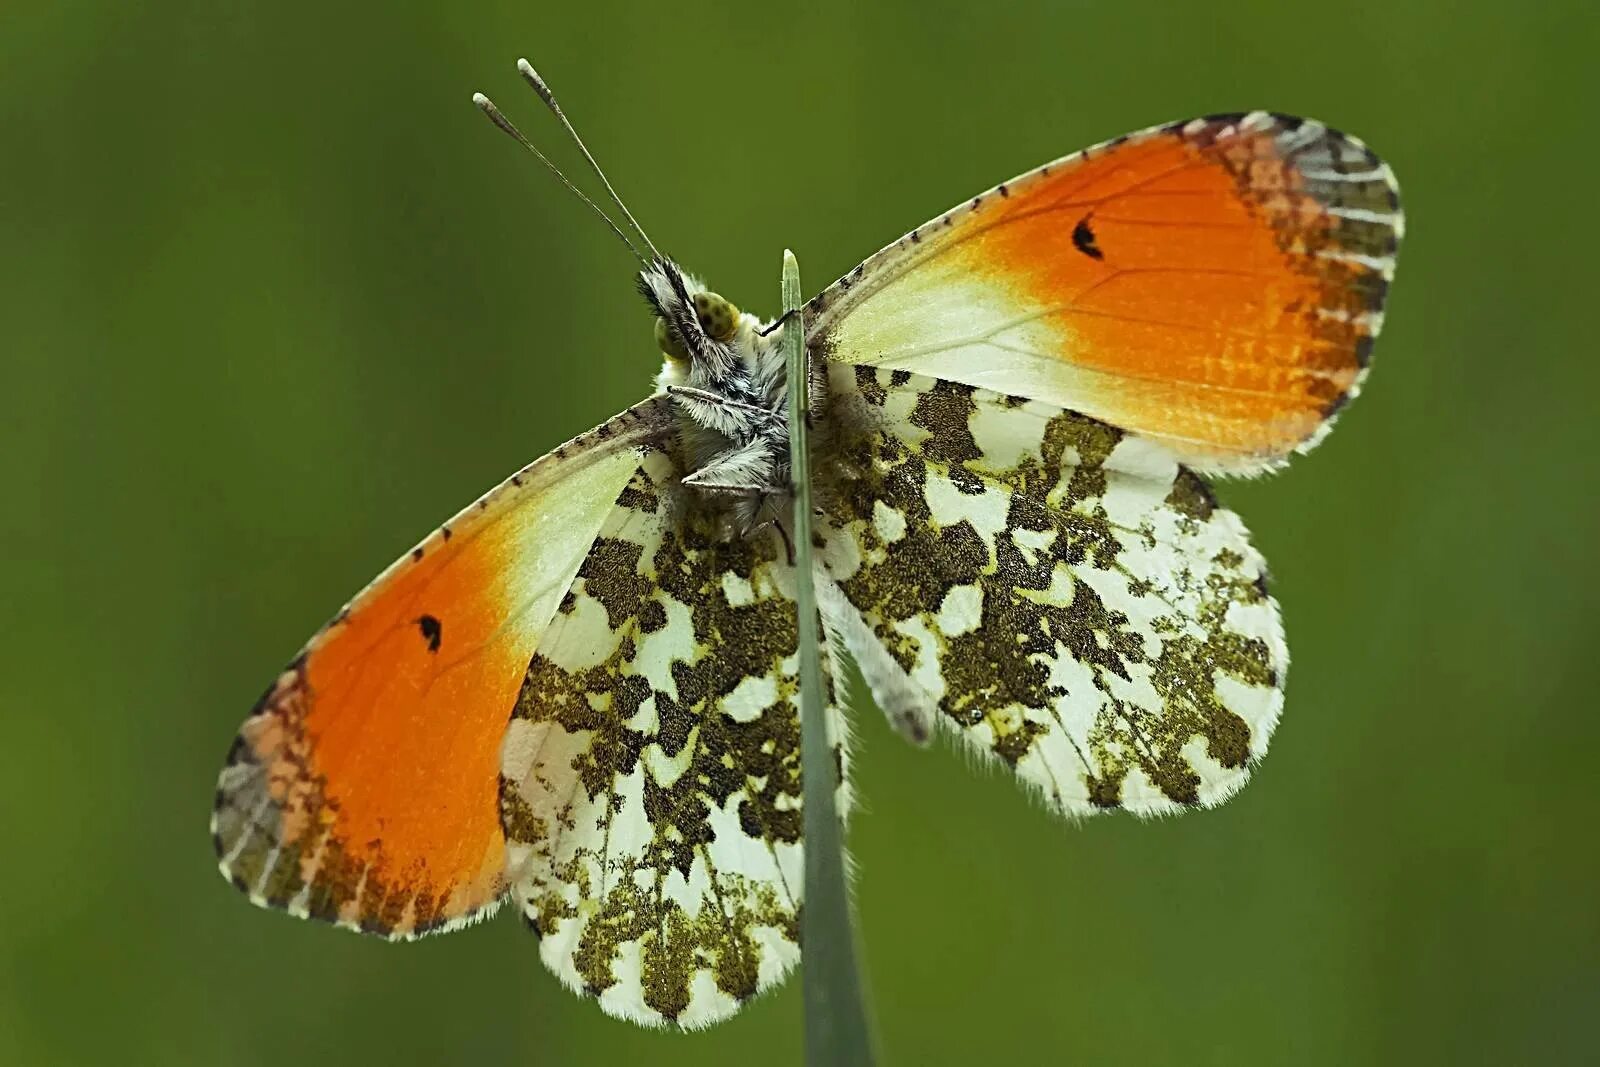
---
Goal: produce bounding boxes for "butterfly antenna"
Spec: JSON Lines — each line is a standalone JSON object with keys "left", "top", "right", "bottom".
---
{"left": 516, "top": 58, "right": 664, "bottom": 262}
{"left": 471, "top": 91, "right": 647, "bottom": 263}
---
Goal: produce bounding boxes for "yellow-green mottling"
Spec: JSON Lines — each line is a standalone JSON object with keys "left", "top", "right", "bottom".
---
{"left": 491, "top": 360, "right": 1282, "bottom": 1025}
{"left": 817, "top": 365, "right": 1284, "bottom": 813}
{"left": 501, "top": 449, "right": 832, "bottom": 1027}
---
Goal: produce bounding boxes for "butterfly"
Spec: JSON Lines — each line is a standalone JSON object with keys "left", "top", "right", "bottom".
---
{"left": 211, "top": 59, "right": 1402, "bottom": 1029}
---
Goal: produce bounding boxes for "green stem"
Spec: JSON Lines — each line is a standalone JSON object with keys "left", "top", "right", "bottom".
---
{"left": 784, "top": 250, "right": 877, "bottom": 1066}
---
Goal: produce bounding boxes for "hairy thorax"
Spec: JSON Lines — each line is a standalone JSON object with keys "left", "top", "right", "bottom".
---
{"left": 640, "top": 259, "right": 804, "bottom": 541}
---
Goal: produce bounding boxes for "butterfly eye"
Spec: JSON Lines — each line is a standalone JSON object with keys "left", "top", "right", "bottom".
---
{"left": 692, "top": 291, "right": 739, "bottom": 341}
{"left": 655, "top": 317, "right": 690, "bottom": 360}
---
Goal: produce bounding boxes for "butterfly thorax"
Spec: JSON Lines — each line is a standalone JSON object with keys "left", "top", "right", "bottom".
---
{"left": 639, "top": 258, "right": 797, "bottom": 537}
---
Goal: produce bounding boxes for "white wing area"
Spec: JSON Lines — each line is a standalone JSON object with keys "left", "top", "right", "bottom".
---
{"left": 498, "top": 449, "right": 849, "bottom": 1028}
{"left": 818, "top": 365, "right": 1286, "bottom": 814}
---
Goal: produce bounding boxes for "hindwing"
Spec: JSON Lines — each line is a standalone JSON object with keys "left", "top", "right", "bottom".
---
{"left": 817, "top": 365, "right": 1286, "bottom": 813}
{"left": 498, "top": 448, "right": 847, "bottom": 1029}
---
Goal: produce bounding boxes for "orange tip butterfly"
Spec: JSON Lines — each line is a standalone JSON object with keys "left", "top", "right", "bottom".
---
{"left": 212, "top": 59, "right": 1401, "bottom": 1029}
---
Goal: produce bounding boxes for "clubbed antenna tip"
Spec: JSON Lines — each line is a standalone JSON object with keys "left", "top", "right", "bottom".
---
{"left": 470, "top": 86, "right": 646, "bottom": 263}
{"left": 508, "top": 57, "right": 661, "bottom": 261}
{"left": 516, "top": 59, "right": 558, "bottom": 112}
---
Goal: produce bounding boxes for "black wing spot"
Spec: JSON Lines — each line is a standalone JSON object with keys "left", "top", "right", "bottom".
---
{"left": 1072, "top": 215, "right": 1104, "bottom": 260}
{"left": 416, "top": 614, "right": 443, "bottom": 653}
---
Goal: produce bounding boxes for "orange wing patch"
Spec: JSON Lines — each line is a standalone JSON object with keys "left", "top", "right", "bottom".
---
{"left": 809, "top": 112, "right": 1401, "bottom": 472}
{"left": 212, "top": 401, "right": 668, "bottom": 938}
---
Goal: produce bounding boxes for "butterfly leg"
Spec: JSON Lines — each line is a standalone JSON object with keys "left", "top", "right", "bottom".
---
{"left": 756, "top": 307, "right": 799, "bottom": 338}
{"left": 742, "top": 495, "right": 796, "bottom": 566}
{"left": 666, "top": 385, "right": 781, "bottom": 435}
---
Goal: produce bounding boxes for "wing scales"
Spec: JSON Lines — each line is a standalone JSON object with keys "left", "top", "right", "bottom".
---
{"left": 807, "top": 113, "right": 1401, "bottom": 473}
{"left": 818, "top": 366, "right": 1285, "bottom": 813}
{"left": 211, "top": 398, "right": 672, "bottom": 938}
{"left": 499, "top": 448, "right": 847, "bottom": 1029}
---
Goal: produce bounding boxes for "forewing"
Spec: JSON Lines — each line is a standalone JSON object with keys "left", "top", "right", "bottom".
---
{"left": 498, "top": 449, "right": 845, "bottom": 1029}
{"left": 807, "top": 113, "right": 1402, "bottom": 473}
{"left": 211, "top": 399, "right": 672, "bottom": 938}
{"left": 819, "top": 366, "right": 1285, "bottom": 813}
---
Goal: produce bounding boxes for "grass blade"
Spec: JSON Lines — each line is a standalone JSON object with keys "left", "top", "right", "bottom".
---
{"left": 783, "top": 249, "right": 878, "bottom": 1066}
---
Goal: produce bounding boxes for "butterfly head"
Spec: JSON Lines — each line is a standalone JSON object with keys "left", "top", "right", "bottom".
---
{"left": 638, "top": 257, "right": 757, "bottom": 387}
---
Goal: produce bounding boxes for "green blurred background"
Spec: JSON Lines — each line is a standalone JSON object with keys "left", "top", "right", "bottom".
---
{"left": 4, "top": 1, "right": 1597, "bottom": 1063}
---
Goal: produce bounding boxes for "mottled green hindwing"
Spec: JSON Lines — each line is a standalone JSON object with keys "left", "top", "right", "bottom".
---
{"left": 498, "top": 448, "right": 846, "bottom": 1029}
{"left": 817, "top": 365, "right": 1286, "bottom": 814}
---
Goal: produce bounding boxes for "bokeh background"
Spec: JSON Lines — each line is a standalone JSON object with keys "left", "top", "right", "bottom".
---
{"left": 5, "top": 1, "right": 1597, "bottom": 1063}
